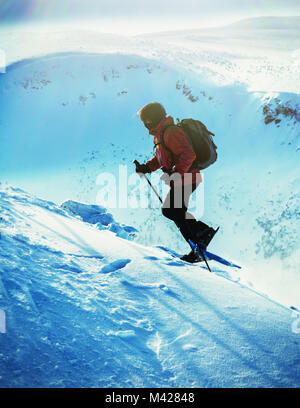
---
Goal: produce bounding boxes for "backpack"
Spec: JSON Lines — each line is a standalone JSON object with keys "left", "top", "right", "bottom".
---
{"left": 160, "top": 118, "right": 217, "bottom": 170}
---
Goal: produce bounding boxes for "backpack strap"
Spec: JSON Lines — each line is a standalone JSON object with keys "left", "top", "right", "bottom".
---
{"left": 160, "top": 124, "right": 176, "bottom": 166}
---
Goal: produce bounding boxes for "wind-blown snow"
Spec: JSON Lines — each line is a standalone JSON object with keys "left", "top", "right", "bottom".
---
{"left": 0, "top": 185, "right": 299, "bottom": 387}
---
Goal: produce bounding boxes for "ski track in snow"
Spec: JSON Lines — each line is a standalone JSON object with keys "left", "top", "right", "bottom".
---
{"left": 0, "top": 186, "right": 299, "bottom": 387}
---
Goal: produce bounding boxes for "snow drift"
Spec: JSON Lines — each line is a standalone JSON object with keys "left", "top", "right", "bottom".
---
{"left": 0, "top": 185, "right": 299, "bottom": 387}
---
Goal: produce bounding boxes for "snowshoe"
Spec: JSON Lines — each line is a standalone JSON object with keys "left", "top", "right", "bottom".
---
{"left": 180, "top": 249, "right": 204, "bottom": 263}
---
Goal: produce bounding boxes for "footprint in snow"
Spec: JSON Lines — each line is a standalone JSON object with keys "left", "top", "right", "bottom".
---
{"left": 101, "top": 259, "right": 131, "bottom": 274}
{"left": 164, "top": 260, "right": 186, "bottom": 267}
{"left": 158, "top": 283, "right": 181, "bottom": 299}
{"left": 144, "top": 255, "right": 173, "bottom": 261}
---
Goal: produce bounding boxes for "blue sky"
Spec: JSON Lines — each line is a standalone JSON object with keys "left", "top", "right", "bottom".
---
{"left": 0, "top": 0, "right": 299, "bottom": 33}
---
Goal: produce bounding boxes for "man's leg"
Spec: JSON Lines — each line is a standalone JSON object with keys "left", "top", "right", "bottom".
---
{"left": 162, "top": 183, "right": 205, "bottom": 262}
{"left": 182, "top": 182, "right": 210, "bottom": 242}
{"left": 162, "top": 182, "right": 216, "bottom": 253}
{"left": 162, "top": 182, "right": 205, "bottom": 243}
{"left": 182, "top": 182, "right": 218, "bottom": 250}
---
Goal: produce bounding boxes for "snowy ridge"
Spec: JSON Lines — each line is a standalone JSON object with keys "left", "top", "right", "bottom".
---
{"left": 0, "top": 185, "right": 299, "bottom": 387}
{"left": 228, "top": 16, "right": 300, "bottom": 30}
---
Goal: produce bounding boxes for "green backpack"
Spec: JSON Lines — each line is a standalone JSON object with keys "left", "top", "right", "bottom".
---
{"left": 160, "top": 118, "right": 217, "bottom": 170}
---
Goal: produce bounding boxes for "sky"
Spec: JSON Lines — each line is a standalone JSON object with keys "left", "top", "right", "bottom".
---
{"left": 0, "top": 0, "right": 300, "bottom": 34}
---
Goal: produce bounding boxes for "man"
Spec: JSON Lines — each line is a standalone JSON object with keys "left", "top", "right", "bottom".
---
{"left": 135, "top": 102, "right": 217, "bottom": 263}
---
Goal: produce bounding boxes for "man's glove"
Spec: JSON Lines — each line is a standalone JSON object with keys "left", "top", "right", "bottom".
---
{"left": 134, "top": 161, "right": 151, "bottom": 174}
{"left": 161, "top": 166, "right": 175, "bottom": 176}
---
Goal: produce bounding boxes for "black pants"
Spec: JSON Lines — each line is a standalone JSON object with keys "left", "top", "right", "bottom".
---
{"left": 161, "top": 182, "right": 209, "bottom": 244}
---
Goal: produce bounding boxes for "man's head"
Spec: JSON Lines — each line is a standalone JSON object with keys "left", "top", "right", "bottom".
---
{"left": 137, "top": 102, "right": 167, "bottom": 130}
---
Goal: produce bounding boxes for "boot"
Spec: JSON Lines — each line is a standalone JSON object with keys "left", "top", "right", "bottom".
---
{"left": 195, "top": 226, "right": 219, "bottom": 250}
{"left": 180, "top": 249, "right": 204, "bottom": 263}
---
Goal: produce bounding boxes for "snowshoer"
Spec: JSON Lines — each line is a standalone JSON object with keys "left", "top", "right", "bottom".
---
{"left": 135, "top": 102, "right": 217, "bottom": 263}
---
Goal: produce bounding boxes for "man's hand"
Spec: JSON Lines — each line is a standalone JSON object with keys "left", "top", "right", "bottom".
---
{"left": 161, "top": 166, "right": 175, "bottom": 176}
{"left": 134, "top": 160, "right": 150, "bottom": 174}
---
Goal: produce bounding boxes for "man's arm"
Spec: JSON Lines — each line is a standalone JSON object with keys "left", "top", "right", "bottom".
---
{"left": 145, "top": 155, "right": 160, "bottom": 172}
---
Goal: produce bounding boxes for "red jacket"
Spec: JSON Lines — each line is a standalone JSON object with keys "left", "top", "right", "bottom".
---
{"left": 146, "top": 116, "right": 201, "bottom": 186}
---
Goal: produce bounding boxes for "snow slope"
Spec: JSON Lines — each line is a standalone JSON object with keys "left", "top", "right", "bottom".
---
{"left": 0, "top": 185, "right": 299, "bottom": 388}
{"left": 0, "top": 50, "right": 299, "bottom": 310}
{"left": 0, "top": 17, "right": 299, "bottom": 326}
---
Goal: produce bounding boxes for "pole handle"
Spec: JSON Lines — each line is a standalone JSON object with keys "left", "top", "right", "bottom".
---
{"left": 133, "top": 160, "right": 163, "bottom": 203}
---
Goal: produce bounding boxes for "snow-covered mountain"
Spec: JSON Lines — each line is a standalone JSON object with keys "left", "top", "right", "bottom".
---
{"left": 0, "top": 185, "right": 299, "bottom": 387}
{"left": 0, "top": 17, "right": 299, "bottom": 386}
{"left": 0, "top": 49, "right": 299, "bottom": 309}
{"left": 228, "top": 16, "right": 300, "bottom": 30}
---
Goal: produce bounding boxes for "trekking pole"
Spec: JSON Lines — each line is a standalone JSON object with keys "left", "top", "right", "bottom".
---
{"left": 133, "top": 160, "right": 163, "bottom": 204}
{"left": 200, "top": 249, "right": 212, "bottom": 272}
